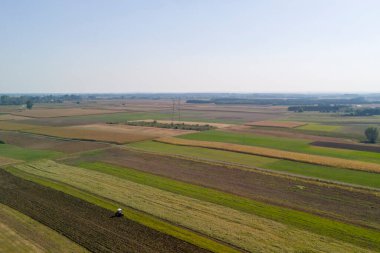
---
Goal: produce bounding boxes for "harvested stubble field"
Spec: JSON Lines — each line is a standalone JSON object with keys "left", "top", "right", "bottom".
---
{"left": 0, "top": 203, "right": 88, "bottom": 253}
{"left": 0, "top": 169, "right": 211, "bottom": 253}
{"left": 11, "top": 108, "right": 124, "bottom": 118}
{"left": 311, "top": 141, "right": 380, "bottom": 153}
{"left": 0, "top": 131, "right": 110, "bottom": 153}
{"left": 11, "top": 161, "right": 378, "bottom": 252}
{"left": 26, "top": 124, "right": 194, "bottom": 144}
{"left": 245, "top": 120, "right": 306, "bottom": 128}
{"left": 72, "top": 148, "right": 380, "bottom": 230}
{"left": 159, "top": 137, "right": 380, "bottom": 173}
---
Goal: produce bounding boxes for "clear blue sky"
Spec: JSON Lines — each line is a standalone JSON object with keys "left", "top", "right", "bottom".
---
{"left": 1, "top": 0, "right": 379, "bottom": 93}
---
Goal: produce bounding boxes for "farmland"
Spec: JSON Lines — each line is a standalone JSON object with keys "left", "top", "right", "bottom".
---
{"left": 1, "top": 97, "right": 380, "bottom": 252}
{"left": 8, "top": 161, "right": 379, "bottom": 252}
{"left": 157, "top": 137, "right": 380, "bottom": 173}
{"left": 127, "top": 141, "right": 380, "bottom": 188}
{"left": 0, "top": 203, "right": 88, "bottom": 253}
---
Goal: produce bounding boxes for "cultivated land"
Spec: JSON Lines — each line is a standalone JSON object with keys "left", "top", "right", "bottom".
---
{"left": 67, "top": 148, "right": 380, "bottom": 229}
{"left": 8, "top": 161, "right": 379, "bottom": 252}
{"left": 0, "top": 203, "right": 88, "bottom": 253}
{"left": 245, "top": 120, "right": 306, "bottom": 128}
{"left": 1, "top": 98, "right": 380, "bottom": 253}
{"left": 158, "top": 136, "right": 380, "bottom": 173}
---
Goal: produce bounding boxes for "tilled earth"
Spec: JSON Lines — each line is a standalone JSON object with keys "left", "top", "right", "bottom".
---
{"left": 82, "top": 148, "right": 380, "bottom": 230}
{"left": 0, "top": 169, "right": 211, "bottom": 253}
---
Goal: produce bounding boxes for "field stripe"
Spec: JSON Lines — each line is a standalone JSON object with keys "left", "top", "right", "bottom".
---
{"left": 75, "top": 161, "right": 380, "bottom": 251}
{"left": 157, "top": 137, "right": 380, "bottom": 173}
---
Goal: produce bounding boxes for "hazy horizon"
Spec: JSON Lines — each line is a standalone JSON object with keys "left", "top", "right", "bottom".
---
{"left": 1, "top": 0, "right": 379, "bottom": 93}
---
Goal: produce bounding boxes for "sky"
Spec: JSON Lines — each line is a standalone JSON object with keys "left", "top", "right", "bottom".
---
{"left": 0, "top": 0, "right": 379, "bottom": 93}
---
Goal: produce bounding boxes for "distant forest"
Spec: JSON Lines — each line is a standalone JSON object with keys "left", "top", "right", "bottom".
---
{"left": 0, "top": 95, "right": 82, "bottom": 105}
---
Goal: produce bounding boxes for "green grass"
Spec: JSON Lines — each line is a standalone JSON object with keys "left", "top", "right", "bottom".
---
{"left": 74, "top": 161, "right": 380, "bottom": 251}
{"left": 4, "top": 166, "right": 239, "bottom": 253}
{"left": 127, "top": 141, "right": 380, "bottom": 188}
{"left": 297, "top": 123, "right": 342, "bottom": 132}
{"left": 178, "top": 130, "right": 380, "bottom": 164}
{"left": 0, "top": 144, "right": 61, "bottom": 161}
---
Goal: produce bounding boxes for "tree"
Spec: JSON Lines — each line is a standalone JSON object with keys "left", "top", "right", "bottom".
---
{"left": 365, "top": 127, "right": 379, "bottom": 143}
{"left": 26, "top": 100, "right": 33, "bottom": 109}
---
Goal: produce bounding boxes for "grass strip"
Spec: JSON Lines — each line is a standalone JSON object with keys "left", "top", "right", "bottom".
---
{"left": 4, "top": 166, "right": 239, "bottom": 253}
{"left": 77, "top": 161, "right": 380, "bottom": 251}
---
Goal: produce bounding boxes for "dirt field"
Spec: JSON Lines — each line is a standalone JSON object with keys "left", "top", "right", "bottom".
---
{"left": 25, "top": 124, "right": 194, "bottom": 144}
{"left": 73, "top": 148, "right": 380, "bottom": 230}
{"left": 311, "top": 141, "right": 380, "bottom": 153}
{"left": 0, "top": 131, "right": 110, "bottom": 153}
{"left": 11, "top": 108, "right": 124, "bottom": 118}
{"left": 0, "top": 169, "right": 211, "bottom": 253}
{"left": 157, "top": 137, "right": 380, "bottom": 173}
{"left": 245, "top": 121, "right": 306, "bottom": 128}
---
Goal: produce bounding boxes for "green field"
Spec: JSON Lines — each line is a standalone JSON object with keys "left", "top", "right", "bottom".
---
{"left": 296, "top": 123, "right": 342, "bottom": 132}
{"left": 0, "top": 144, "right": 62, "bottom": 161}
{"left": 127, "top": 141, "right": 380, "bottom": 188}
{"left": 8, "top": 160, "right": 380, "bottom": 252}
{"left": 178, "top": 130, "right": 380, "bottom": 164}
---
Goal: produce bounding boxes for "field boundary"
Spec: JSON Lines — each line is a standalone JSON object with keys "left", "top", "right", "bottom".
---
{"left": 156, "top": 137, "right": 380, "bottom": 173}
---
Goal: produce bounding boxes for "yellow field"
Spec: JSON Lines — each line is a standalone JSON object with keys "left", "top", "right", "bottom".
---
{"left": 27, "top": 124, "right": 194, "bottom": 144}
{"left": 13, "top": 160, "right": 375, "bottom": 253}
{"left": 246, "top": 121, "right": 306, "bottom": 128}
{"left": 157, "top": 137, "right": 380, "bottom": 173}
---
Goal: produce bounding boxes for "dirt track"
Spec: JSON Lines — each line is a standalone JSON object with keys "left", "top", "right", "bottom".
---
{"left": 0, "top": 169, "right": 211, "bottom": 253}
{"left": 81, "top": 148, "right": 380, "bottom": 230}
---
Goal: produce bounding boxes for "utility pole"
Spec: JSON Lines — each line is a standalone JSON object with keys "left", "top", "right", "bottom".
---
{"left": 177, "top": 98, "right": 181, "bottom": 122}
{"left": 171, "top": 99, "right": 175, "bottom": 124}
